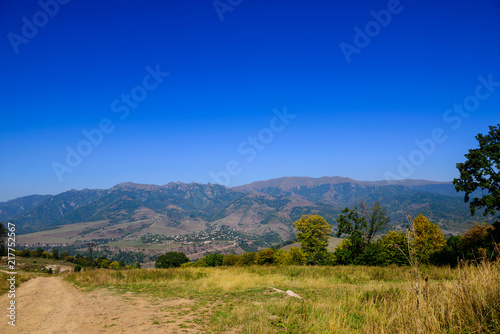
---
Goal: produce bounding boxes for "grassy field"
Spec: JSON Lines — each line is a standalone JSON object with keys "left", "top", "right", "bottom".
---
{"left": 17, "top": 220, "right": 110, "bottom": 244}
{"left": 66, "top": 261, "right": 500, "bottom": 333}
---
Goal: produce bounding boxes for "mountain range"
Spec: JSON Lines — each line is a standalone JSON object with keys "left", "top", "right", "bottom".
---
{"left": 0, "top": 177, "right": 492, "bottom": 254}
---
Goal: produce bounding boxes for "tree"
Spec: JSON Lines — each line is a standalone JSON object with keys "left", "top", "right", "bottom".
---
{"left": 100, "top": 259, "right": 111, "bottom": 269}
{"left": 236, "top": 252, "right": 256, "bottom": 266}
{"left": 336, "top": 201, "right": 390, "bottom": 244}
{"left": 379, "top": 231, "right": 410, "bottom": 266}
{"left": 51, "top": 249, "right": 59, "bottom": 260}
{"left": 430, "top": 235, "right": 462, "bottom": 267}
{"left": 410, "top": 214, "right": 446, "bottom": 264}
{"left": 335, "top": 202, "right": 390, "bottom": 264}
{"left": 274, "top": 247, "right": 307, "bottom": 266}
{"left": 155, "top": 251, "right": 189, "bottom": 268}
{"left": 288, "top": 247, "right": 307, "bottom": 265}
{"left": 31, "top": 250, "right": 41, "bottom": 257}
{"left": 293, "top": 214, "right": 332, "bottom": 265}
{"left": 75, "top": 254, "right": 87, "bottom": 266}
{"left": 109, "top": 261, "right": 121, "bottom": 270}
{"left": 460, "top": 222, "right": 497, "bottom": 260}
{"left": 19, "top": 249, "right": 31, "bottom": 257}
{"left": 36, "top": 247, "right": 44, "bottom": 257}
{"left": 453, "top": 124, "right": 500, "bottom": 216}
{"left": 203, "top": 253, "right": 224, "bottom": 267}
{"left": 254, "top": 248, "right": 275, "bottom": 265}
{"left": 0, "top": 222, "right": 7, "bottom": 256}
{"left": 222, "top": 254, "right": 239, "bottom": 266}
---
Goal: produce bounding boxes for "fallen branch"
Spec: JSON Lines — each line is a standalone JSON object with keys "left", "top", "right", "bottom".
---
{"left": 270, "top": 287, "right": 302, "bottom": 299}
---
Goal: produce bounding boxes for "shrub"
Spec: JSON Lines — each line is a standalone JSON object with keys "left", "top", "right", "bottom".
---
{"left": 109, "top": 261, "right": 121, "bottom": 270}
{"left": 74, "top": 265, "right": 82, "bottom": 272}
{"left": 195, "top": 259, "right": 208, "bottom": 267}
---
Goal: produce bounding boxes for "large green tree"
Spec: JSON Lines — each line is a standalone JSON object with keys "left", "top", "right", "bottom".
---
{"left": 293, "top": 214, "right": 332, "bottom": 265}
{"left": 453, "top": 124, "right": 500, "bottom": 217}
{"left": 335, "top": 201, "right": 390, "bottom": 264}
{"left": 155, "top": 251, "right": 189, "bottom": 268}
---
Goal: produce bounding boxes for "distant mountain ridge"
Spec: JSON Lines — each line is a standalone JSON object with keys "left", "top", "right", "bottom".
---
{"left": 1, "top": 177, "right": 492, "bottom": 241}
{"left": 234, "top": 176, "right": 450, "bottom": 192}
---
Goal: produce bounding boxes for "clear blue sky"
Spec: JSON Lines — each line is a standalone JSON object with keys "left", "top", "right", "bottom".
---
{"left": 1, "top": 0, "right": 499, "bottom": 201}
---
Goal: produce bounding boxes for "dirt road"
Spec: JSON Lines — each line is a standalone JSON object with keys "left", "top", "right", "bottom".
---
{"left": 0, "top": 276, "right": 202, "bottom": 333}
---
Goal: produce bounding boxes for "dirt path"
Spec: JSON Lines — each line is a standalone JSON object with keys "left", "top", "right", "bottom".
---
{"left": 0, "top": 276, "right": 203, "bottom": 333}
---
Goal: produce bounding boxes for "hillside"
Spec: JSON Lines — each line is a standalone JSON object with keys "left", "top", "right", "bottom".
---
{"left": 3, "top": 177, "right": 494, "bottom": 257}
{"left": 0, "top": 194, "right": 52, "bottom": 222}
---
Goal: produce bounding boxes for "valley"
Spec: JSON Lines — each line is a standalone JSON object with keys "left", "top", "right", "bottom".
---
{"left": 1, "top": 177, "right": 492, "bottom": 261}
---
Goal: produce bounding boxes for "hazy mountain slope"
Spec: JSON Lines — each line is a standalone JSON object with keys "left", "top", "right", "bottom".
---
{"left": 6, "top": 177, "right": 491, "bottom": 239}
{"left": 12, "top": 189, "right": 104, "bottom": 234}
{"left": 234, "top": 176, "right": 449, "bottom": 192}
{"left": 0, "top": 194, "right": 52, "bottom": 222}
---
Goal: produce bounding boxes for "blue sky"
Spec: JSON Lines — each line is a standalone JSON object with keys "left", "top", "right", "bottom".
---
{"left": 0, "top": 0, "right": 499, "bottom": 201}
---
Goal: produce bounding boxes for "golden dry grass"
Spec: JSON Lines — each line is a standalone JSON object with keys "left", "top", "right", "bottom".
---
{"left": 66, "top": 262, "right": 500, "bottom": 333}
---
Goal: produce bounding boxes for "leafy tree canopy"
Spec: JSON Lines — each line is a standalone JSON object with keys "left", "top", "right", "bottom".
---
{"left": 155, "top": 251, "right": 189, "bottom": 269}
{"left": 454, "top": 124, "right": 500, "bottom": 216}
{"left": 254, "top": 248, "right": 275, "bottom": 265}
{"left": 379, "top": 230, "right": 410, "bottom": 266}
{"left": 203, "top": 253, "right": 224, "bottom": 267}
{"left": 410, "top": 214, "right": 446, "bottom": 264}
{"left": 293, "top": 214, "right": 332, "bottom": 265}
{"left": 334, "top": 201, "right": 390, "bottom": 264}
{"left": 336, "top": 201, "right": 390, "bottom": 244}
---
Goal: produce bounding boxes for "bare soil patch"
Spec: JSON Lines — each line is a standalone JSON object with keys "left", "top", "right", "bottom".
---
{"left": 0, "top": 277, "right": 202, "bottom": 333}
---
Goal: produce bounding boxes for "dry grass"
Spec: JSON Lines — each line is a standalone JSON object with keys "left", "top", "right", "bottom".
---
{"left": 0, "top": 271, "right": 37, "bottom": 295}
{"left": 66, "top": 262, "right": 500, "bottom": 333}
